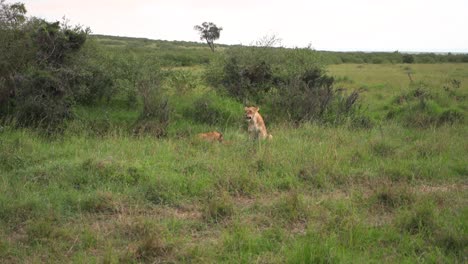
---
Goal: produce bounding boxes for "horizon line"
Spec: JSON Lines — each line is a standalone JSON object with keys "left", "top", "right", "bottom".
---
{"left": 91, "top": 34, "right": 468, "bottom": 54}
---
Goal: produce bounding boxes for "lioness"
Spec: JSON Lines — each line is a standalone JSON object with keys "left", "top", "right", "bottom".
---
{"left": 244, "top": 106, "right": 272, "bottom": 140}
{"left": 197, "top": 131, "right": 223, "bottom": 142}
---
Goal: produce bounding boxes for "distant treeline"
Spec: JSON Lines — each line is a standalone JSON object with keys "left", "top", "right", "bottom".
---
{"left": 93, "top": 35, "right": 468, "bottom": 66}
{"left": 320, "top": 51, "right": 468, "bottom": 64}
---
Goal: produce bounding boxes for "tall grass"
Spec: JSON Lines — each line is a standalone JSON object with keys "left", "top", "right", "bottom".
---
{"left": 1, "top": 63, "right": 467, "bottom": 262}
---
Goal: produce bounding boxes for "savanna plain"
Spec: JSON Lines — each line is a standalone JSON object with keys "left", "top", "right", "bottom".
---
{"left": 1, "top": 34, "right": 467, "bottom": 263}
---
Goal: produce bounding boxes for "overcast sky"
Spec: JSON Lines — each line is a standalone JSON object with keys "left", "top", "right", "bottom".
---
{"left": 19, "top": 0, "right": 468, "bottom": 52}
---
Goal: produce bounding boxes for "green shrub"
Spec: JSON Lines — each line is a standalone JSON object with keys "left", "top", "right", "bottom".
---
{"left": 133, "top": 70, "right": 170, "bottom": 138}
{"left": 13, "top": 69, "right": 73, "bottom": 132}
{"left": 206, "top": 46, "right": 324, "bottom": 104}
{"left": 219, "top": 57, "right": 274, "bottom": 102}
{"left": 0, "top": 7, "right": 107, "bottom": 133}
{"left": 386, "top": 85, "right": 465, "bottom": 128}
{"left": 269, "top": 70, "right": 364, "bottom": 124}
{"left": 402, "top": 54, "right": 415, "bottom": 63}
{"left": 166, "top": 69, "right": 198, "bottom": 95}
{"left": 183, "top": 93, "right": 239, "bottom": 127}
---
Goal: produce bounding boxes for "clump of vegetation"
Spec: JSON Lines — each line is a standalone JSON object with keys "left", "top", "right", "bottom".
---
{"left": 0, "top": 1, "right": 111, "bottom": 133}
{"left": 402, "top": 54, "right": 415, "bottom": 64}
{"left": 370, "top": 186, "right": 415, "bottom": 210}
{"left": 133, "top": 67, "right": 170, "bottom": 138}
{"left": 166, "top": 69, "right": 198, "bottom": 95}
{"left": 183, "top": 93, "right": 239, "bottom": 127}
{"left": 269, "top": 69, "right": 366, "bottom": 125}
{"left": 202, "top": 192, "right": 234, "bottom": 223}
{"left": 207, "top": 45, "right": 368, "bottom": 125}
{"left": 386, "top": 83, "right": 465, "bottom": 128}
{"left": 397, "top": 200, "right": 439, "bottom": 235}
{"left": 119, "top": 219, "right": 174, "bottom": 262}
{"left": 271, "top": 191, "right": 308, "bottom": 224}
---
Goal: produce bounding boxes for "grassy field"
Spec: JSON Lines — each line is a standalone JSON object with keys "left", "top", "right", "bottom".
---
{"left": 1, "top": 63, "right": 467, "bottom": 263}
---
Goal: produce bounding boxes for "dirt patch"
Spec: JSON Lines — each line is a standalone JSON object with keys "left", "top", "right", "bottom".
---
{"left": 415, "top": 183, "right": 467, "bottom": 193}
{"left": 170, "top": 205, "right": 202, "bottom": 220}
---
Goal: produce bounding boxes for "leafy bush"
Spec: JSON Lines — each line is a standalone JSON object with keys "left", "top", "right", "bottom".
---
{"left": 133, "top": 68, "right": 170, "bottom": 138}
{"left": 219, "top": 57, "right": 274, "bottom": 102}
{"left": 206, "top": 46, "right": 323, "bottom": 103}
{"left": 386, "top": 85, "right": 465, "bottom": 128}
{"left": 268, "top": 69, "right": 365, "bottom": 124}
{"left": 166, "top": 69, "right": 198, "bottom": 95}
{"left": 13, "top": 69, "right": 73, "bottom": 131}
{"left": 206, "top": 45, "right": 367, "bottom": 125}
{"left": 0, "top": 4, "right": 110, "bottom": 133}
{"left": 402, "top": 54, "right": 415, "bottom": 63}
{"left": 183, "top": 93, "right": 239, "bottom": 127}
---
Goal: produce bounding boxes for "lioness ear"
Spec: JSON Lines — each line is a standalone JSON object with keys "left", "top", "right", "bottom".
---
{"left": 255, "top": 107, "right": 260, "bottom": 112}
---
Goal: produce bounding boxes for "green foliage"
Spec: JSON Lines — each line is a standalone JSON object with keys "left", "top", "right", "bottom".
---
{"left": 269, "top": 70, "right": 365, "bottom": 125}
{"left": 402, "top": 54, "right": 415, "bottom": 64}
{"left": 0, "top": 10, "right": 467, "bottom": 262}
{"left": 206, "top": 45, "right": 368, "bottom": 125}
{"left": 0, "top": 4, "right": 110, "bottom": 133}
{"left": 386, "top": 84, "right": 465, "bottom": 128}
{"left": 166, "top": 69, "right": 198, "bottom": 95}
{"left": 13, "top": 69, "right": 73, "bottom": 131}
{"left": 206, "top": 46, "right": 323, "bottom": 102}
{"left": 133, "top": 68, "right": 170, "bottom": 138}
{"left": 183, "top": 92, "right": 240, "bottom": 127}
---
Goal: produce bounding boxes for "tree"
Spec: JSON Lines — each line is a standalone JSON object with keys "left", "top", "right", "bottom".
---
{"left": 402, "top": 54, "right": 415, "bottom": 64}
{"left": 193, "top": 22, "right": 222, "bottom": 52}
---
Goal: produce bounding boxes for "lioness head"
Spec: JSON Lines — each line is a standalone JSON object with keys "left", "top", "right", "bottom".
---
{"left": 244, "top": 106, "right": 259, "bottom": 121}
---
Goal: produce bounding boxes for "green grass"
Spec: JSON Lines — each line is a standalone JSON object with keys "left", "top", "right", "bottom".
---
{"left": 328, "top": 63, "right": 468, "bottom": 119}
{"left": 1, "top": 63, "right": 467, "bottom": 263}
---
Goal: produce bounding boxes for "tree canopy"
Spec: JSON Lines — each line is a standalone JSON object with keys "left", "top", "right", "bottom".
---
{"left": 193, "top": 22, "right": 222, "bottom": 52}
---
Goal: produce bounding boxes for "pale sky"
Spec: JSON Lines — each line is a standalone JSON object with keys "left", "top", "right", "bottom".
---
{"left": 19, "top": 0, "right": 468, "bottom": 52}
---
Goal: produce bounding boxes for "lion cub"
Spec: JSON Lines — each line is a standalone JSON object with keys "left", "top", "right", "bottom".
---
{"left": 197, "top": 131, "right": 223, "bottom": 143}
{"left": 244, "top": 106, "right": 272, "bottom": 140}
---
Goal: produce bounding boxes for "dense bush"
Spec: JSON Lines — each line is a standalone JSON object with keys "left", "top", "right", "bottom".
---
{"left": 219, "top": 57, "right": 274, "bottom": 102}
{"left": 13, "top": 69, "right": 73, "bottom": 130}
{"left": 0, "top": 2, "right": 111, "bottom": 132}
{"left": 268, "top": 69, "right": 366, "bottom": 125}
{"left": 207, "top": 45, "right": 367, "bottom": 125}
{"left": 402, "top": 54, "right": 415, "bottom": 64}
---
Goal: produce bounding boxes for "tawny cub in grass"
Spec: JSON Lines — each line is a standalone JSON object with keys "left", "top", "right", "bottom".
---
{"left": 244, "top": 106, "right": 272, "bottom": 140}
{"left": 197, "top": 131, "right": 223, "bottom": 143}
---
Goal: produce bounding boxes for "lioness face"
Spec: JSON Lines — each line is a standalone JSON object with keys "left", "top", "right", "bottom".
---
{"left": 244, "top": 106, "right": 259, "bottom": 121}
